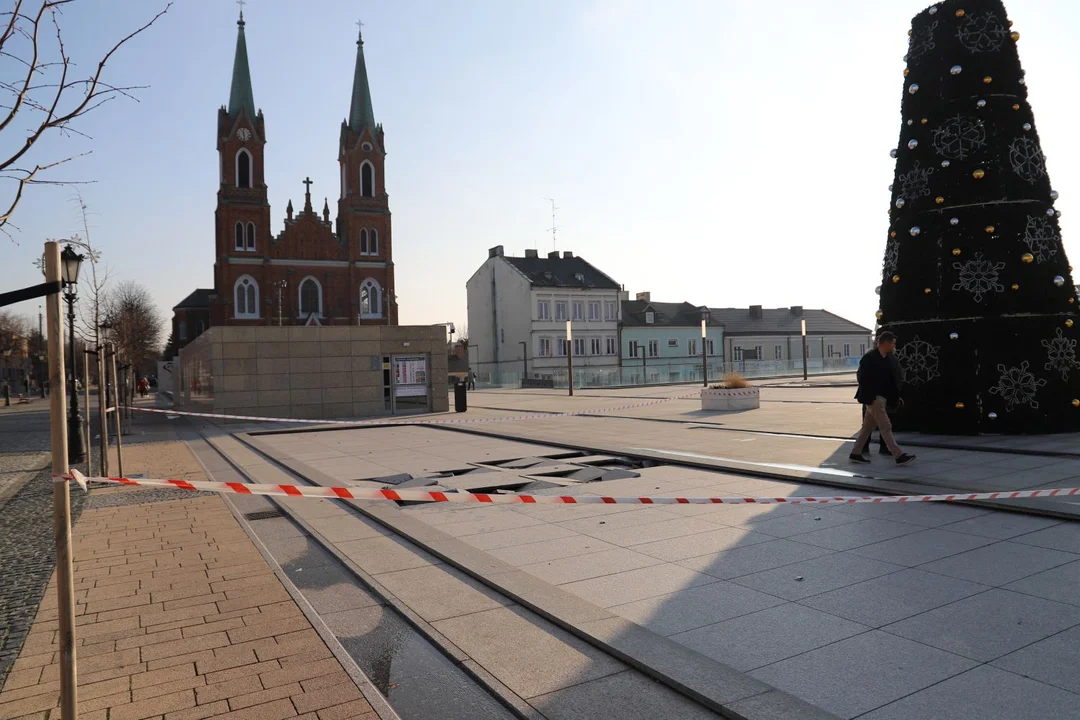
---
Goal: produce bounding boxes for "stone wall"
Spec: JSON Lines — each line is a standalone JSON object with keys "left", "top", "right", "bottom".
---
{"left": 175, "top": 325, "right": 448, "bottom": 420}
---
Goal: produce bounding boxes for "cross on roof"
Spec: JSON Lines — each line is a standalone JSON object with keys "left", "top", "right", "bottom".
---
{"left": 356, "top": 19, "right": 364, "bottom": 42}
{"left": 237, "top": 0, "right": 246, "bottom": 20}
{"left": 303, "top": 176, "right": 313, "bottom": 194}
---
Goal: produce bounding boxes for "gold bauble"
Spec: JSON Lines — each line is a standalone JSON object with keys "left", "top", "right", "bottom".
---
{"left": 908, "top": 29, "right": 914, "bottom": 37}
{"left": 956, "top": 9, "right": 965, "bottom": 17}
{"left": 875, "top": 311, "right": 884, "bottom": 320}
{"left": 924, "top": 288, "right": 932, "bottom": 294}
{"left": 955, "top": 402, "right": 965, "bottom": 409}
{"left": 1070, "top": 266, "right": 1074, "bottom": 272}
{"left": 1022, "top": 253, "right": 1034, "bottom": 263}
{"left": 1013, "top": 104, "right": 1021, "bottom": 111}
{"left": 936, "top": 196, "right": 945, "bottom": 205}
{"left": 983, "top": 76, "right": 993, "bottom": 84}
{"left": 892, "top": 275, "right": 901, "bottom": 283}
{"left": 1067, "top": 319, "right": 1075, "bottom": 328}
{"left": 1012, "top": 284, "right": 1020, "bottom": 291}
{"left": 1009, "top": 19, "right": 1014, "bottom": 27}
{"left": 1011, "top": 31, "right": 1020, "bottom": 41}
{"left": 890, "top": 231, "right": 898, "bottom": 238}
{"left": 1072, "top": 399, "right": 1080, "bottom": 408}
{"left": 1070, "top": 298, "right": 1076, "bottom": 305}
{"left": 921, "top": 118, "right": 928, "bottom": 125}
{"left": 985, "top": 226, "right": 995, "bottom": 233}
{"left": 952, "top": 248, "right": 962, "bottom": 256}
{"left": 973, "top": 169, "right": 986, "bottom": 179}
{"left": 903, "top": 68, "right": 910, "bottom": 77}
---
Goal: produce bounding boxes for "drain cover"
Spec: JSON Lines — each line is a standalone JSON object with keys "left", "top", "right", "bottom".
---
{"left": 243, "top": 510, "right": 283, "bottom": 521}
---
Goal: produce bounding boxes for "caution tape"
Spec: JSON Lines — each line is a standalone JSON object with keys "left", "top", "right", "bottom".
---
{"left": 129, "top": 392, "right": 699, "bottom": 428}
{"left": 64, "top": 470, "right": 1080, "bottom": 506}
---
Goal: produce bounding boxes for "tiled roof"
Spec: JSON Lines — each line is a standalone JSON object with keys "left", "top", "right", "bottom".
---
{"left": 709, "top": 307, "right": 871, "bottom": 335}
{"left": 621, "top": 300, "right": 719, "bottom": 327}
{"left": 504, "top": 254, "right": 621, "bottom": 290}
{"left": 173, "top": 288, "right": 214, "bottom": 310}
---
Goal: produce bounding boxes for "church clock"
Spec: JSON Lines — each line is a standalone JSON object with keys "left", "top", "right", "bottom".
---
{"left": 236, "top": 127, "right": 251, "bottom": 141}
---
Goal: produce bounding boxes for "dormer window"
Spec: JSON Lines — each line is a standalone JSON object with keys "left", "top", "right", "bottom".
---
{"left": 646, "top": 311, "right": 655, "bottom": 324}
{"left": 575, "top": 273, "right": 585, "bottom": 283}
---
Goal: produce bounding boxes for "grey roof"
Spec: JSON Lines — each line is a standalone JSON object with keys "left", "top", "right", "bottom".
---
{"left": 173, "top": 288, "right": 213, "bottom": 310}
{"left": 709, "top": 307, "right": 871, "bottom": 336}
{"left": 622, "top": 300, "right": 720, "bottom": 327}
{"left": 504, "top": 254, "right": 620, "bottom": 290}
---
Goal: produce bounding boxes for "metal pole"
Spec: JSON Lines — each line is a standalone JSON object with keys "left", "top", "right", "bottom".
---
{"left": 98, "top": 345, "right": 108, "bottom": 477}
{"left": 519, "top": 341, "right": 527, "bottom": 381}
{"left": 82, "top": 350, "right": 91, "bottom": 474}
{"left": 801, "top": 319, "right": 808, "bottom": 381}
{"left": 111, "top": 351, "right": 124, "bottom": 478}
{"left": 566, "top": 320, "right": 573, "bottom": 397}
{"left": 44, "top": 241, "right": 78, "bottom": 720}
{"left": 66, "top": 294, "right": 84, "bottom": 463}
{"left": 38, "top": 307, "right": 45, "bottom": 398}
{"left": 702, "top": 323, "right": 708, "bottom": 388}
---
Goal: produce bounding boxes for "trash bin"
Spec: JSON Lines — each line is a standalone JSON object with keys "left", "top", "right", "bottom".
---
{"left": 454, "top": 381, "right": 467, "bottom": 413}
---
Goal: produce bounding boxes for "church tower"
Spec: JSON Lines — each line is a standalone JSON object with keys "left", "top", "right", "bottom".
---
{"left": 337, "top": 26, "right": 397, "bottom": 325}
{"left": 212, "top": 10, "right": 271, "bottom": 325}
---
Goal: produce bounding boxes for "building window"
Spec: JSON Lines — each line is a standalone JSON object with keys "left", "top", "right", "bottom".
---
{"left": 775, "top": 345, "right": 783, "bottom": 360}
{"left": 688, "top": 339, "right": 698, "bottom": 356}
{"left": 538, "top": 337, "right": 552, "bottom": 357}
{"left": 843, "top": 343, "right": 851, "bottom": 357}
{"left": 860, "top": 343, "right": 867, "bottom": 355}
{"left": 734, "top": 346, "right": 743, "bottom": 361}
{"left": 359, "top": 278, "right": 382, "bottom": 317}
{"left": 755, "top": 345, "right": 763, "bottom": 359}
{"left": 298, "top": 276, "right": 322, "bottom": 317}
{"left": 235, "top": 148, "right": 252, "bottom": 189}
{"left": 827, "top": 344, "right": 834, "bottom": 357}
{"left": 589, "top": 337, "right": 601, "bottom": 355}
{"left": 234, "top": 222, "right": 244, "bottom": 251}
{"left": 246, "top": 222, "right": 256, "bottom": 251}
{"left": 234, "top": 275, "right": 258, "bottom": 318}
{"left": 178, "top": 321, "right": 187, "bottom": 341}
{"left": 588, "top": 301, "right": 601, "bottom": 321}
{"left": 197, "top": 320, "right": 205, "bottom": 335}
{"left": 557, "top": 338, "right": 567, "bottom": 357}
{"left": 574, "top": 338, "right": 585, "bottom": 356}
{"left": 604, "top": 301, "right": 617, "bottom": 321}
{"left": 360, "top": 161, "right": 374, "bottom": 197}
{"left": 606, "top": 337, "right": 617, "bottom": 355}
{"left": 369, "top": 228, "right": 378, "bottom": 255}
{"left": 648, "top": 339, "right": 659, "bottom": 358}
{"left": 555, "top": 301, "right": 568, "bottom": 321}
{"left": 360, "top": 229, "right": 368, "bottom": 254}
{"left": 645, "top": 311, "right": 654, "bottom": 324}
{"left": 537, "top": 300, "right": 551, "bottom": 320}
{"left": 572, "top": 301, "right": 585, "bottom": 321}
{"left": 629, "top": 341, "right": 640, "bottom": 358}
{"left": 707, "top": 339, "right": 716, "bottom": 356}
{"left": 667, "top": 338, "right": 679, "bottom": 348}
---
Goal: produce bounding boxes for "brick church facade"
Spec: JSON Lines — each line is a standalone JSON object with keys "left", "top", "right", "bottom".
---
{"left": 172, "top": 13, "right": 397, "bottom": 349}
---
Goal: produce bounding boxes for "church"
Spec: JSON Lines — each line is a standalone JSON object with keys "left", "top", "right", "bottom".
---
{"left": 171, "top": 11, "right": 397, "bottom": 349}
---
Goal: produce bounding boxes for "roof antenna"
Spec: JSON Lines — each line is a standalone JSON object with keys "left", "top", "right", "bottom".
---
{"left": 545, "top": 197, "right": 558, "bottom": 252}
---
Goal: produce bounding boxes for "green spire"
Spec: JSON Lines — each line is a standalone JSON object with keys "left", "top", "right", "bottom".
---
{"left": 227, "top": 12, "right": 256, "bottom": 120}
{"left": 348, "top": 26, "right": 376, "bottom": 134}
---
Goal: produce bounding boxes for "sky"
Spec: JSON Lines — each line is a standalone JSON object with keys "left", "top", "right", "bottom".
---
{"left": 4, "top": 0, "right": 1080, "bottom": 338}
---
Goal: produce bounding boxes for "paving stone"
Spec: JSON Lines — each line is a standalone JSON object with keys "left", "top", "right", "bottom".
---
{"left": 799, "top": 568, "right": 988, "bottom": 628}
{"left": 375, "top": 564, "right": 512, "bottom": 622}
{"left": 991, "top": 624, "right": 1080, "bottom": 695}
{"left": 877, "top": 503, "right": 992, "bottom": 528}
{"left": 485, "top": 536, "right": 620, "bottom": 566}
{"left": 335, "top": 535, "right": 441, "bottom": 575}
{"left": 528, "top": 670, "right": 720, "bottom": 720}
{"left": 859, "top": 665, "right": 1080, "bottom": 720}
{"left": 884, "top": 588, "right": 1080, "bottom": 662}
{"left": 787, "top": 518, "right": 923, "bottom": 551}
{"left": 919, "top": 541, "right": 1079, "bottom": 586}
{"left": 521, "top": 548, "right": 662, "bottom": 585}
{"left": 671, "top": 603, "right": 868, "bottom": 672}
{"left": 610, "top": 580, "right": 785, "bottom": 636}
{"left": 729, "top": 552, "right": 902, "bottom": 601}
{"left": 938, "top": 512, "right": 1063, "bottom": 540}
{"left": 1011, "top": 522, "right": 1080, "bottom": 554}
{"left": 741, "top": 509, "right": 863, "bottom": 539}
{"left": 751, "top": 630, "right": 977, "bottom": 719}
{"left": 629, "top": 526, "right": 775, "bottom": 562}
{"left": 848, "top": 528, "right": 996, "bottom": 567}
{"left": 559, "top": 564, "right": 716, "bottom": 608}
{"left": 1003, "top": 559, "right": 1080, "bottom": 607}
{"left": 677, "top": 538, "right": 834, "bottom": 580}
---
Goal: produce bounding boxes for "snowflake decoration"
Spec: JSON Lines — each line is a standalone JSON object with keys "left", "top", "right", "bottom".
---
{"left": 952, "top": 252, "right": 1005, "bottom": 302}
{"left": 1009, "top": 136, "right": 1047, "bottom": 184}
{"left": 882, "top": 236, "right": 900, "bottom": 279}
{"left": 905, "top": 20, "right": 939, "bottom": 63}
{"left": 956, "top": 11, "right": 1008, "bottom": 53}
{"left": 898, "top": 161, "right": 934, "bottom": 198}
{"left": 932, "top": 116, "right": 986, "bottom": 160}
{"left": 988, "top": 361, "right": 1047, "bottom": 411}
{"left": 896, "top": 336, "right": 941, "bottom": 386}
{"left": 1042, "top": 328, "right": 1080, "bottom": 381}
{"left": 1022, "top": 215, "right": 1061, "bottom": 263}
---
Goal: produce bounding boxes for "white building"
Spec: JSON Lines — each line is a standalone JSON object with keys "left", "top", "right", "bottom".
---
{"left": 466, "top": 246, "right": 625, "bottom": 382}
{"left": 710, "top": 306, "right": 873, "bottom": 368}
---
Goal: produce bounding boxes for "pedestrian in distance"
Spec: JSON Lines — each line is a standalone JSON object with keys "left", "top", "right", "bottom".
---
{"left": 467, "top": 371, "right": 476, "bottom": 390}
{"left": 851, "top": 331, "right": 915, "bottom": 466}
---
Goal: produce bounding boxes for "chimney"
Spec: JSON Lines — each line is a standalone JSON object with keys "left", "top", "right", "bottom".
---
{"left": 488, "top": 245, "right": 504, "bottom": 258}
{"left": 548, "top": 251, "right": 560, "bottom": 260}
{"left": 790, "top": 306, "right": 804, "bottom": 316}
{"left": 562, "top": 251, "right": 573, "bottom": 259}
{"left": 636, "top": 292, "right": 651, "bottom": 302}
{"left": 749, "top": 305, "right": 763, "bottom": 319}
{"left": 525, "top": 249, "right": 538, "bottom": 258}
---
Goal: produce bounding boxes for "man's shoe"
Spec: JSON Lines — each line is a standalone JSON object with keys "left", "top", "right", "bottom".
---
{"left": 895, "top": 453, "right": 916, "bottom": 466}
{"left": 849, "top": 453, "right": 871, "bottom": 464}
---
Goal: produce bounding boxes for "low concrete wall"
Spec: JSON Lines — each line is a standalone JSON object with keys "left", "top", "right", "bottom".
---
{"left": 175, "top": 325, "right": 449, "bottom": 420}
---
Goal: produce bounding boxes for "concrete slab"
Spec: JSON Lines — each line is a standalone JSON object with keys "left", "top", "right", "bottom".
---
{"left": 848, "top": 528, "right": 996, "bottom": 567}
{"left": 485, "top": 535, "right": 620, "bottom": 566}
{"left": 798, "top": 568, "right": 988, "bottom": 628}
{"left": 609, "top": 580, "right": 785, "bottom": 636}
{"left": 335, "top": 534, "right": 443, "bottom": 575}
{"left": 991, "top": 625, "right": 1080, "bottom": 695}
{"left": 935, "top": 511, "right": 1064, "bottom": 540}
{"left": 1011, "top": 521, "right": 1080, "bottom": 554}
{"left": 858, "top": 665, "right": 1080, "bottom": 720}
{"left": 786, "top": 518, "right": 922, "bottom": 551}
{"left": 1003, "top": 559, "right": 1080, "bottom": 606}
{"left": 883, "top": 588, "right": 1080, "bottom": 662}
{"left": 459, "top": 522, "right": 578, "bottom": 551}
{"left": 376, "top": 564, "right": 514, "bottom": 622}
{"left": 521, "top": 548, "right": 663, "bottom": 585}
{"left": 918, "top": 541, "right": 1079, "bottom": 586}
{"left": 528, "top": 670, "right": 722, "bottom": 720}
{"left": 728, "top": 552, "right": 902, "bottom": 601}
{"left": 750, "top": 630, "right": 977, "bottom": 720}
{"left": 672, "top": 603, "right": 867, "bottom": 672}
{"left": 559, "top": 563, "right": 717, "bottom": 608}
{"left": 630, "top": 526, "right": 775, "bottom": 562}
{"left": 584, "top": 516, "right": 732, "bottom": 547}
{"left": 677, "top": 538, "right": 834, "bottom": 580}
{"left": 733, "top": 509, "right": 862, "bottom": 539}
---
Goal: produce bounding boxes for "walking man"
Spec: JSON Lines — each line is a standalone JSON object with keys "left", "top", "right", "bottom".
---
{"left": 851, "top": 331, "right": 915, "bottom": 465}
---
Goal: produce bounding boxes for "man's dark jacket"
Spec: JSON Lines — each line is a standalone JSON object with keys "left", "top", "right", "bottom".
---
{"left": 855, "top": 349, "right": 901, "bottom": 406}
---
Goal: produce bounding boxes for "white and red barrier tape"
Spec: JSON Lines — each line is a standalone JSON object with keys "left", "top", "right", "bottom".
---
{"left": 129, "top": 392, "right": 698, "bottom": 428}
{"left": 62, "top": 470, "right": 1080, "bottom": 506}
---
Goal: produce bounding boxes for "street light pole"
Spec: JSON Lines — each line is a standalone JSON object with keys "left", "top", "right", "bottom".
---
{"left": 566, "top": 320, "right": 574, "bottom": 397}
{"left": 700, "top": 307, "right": 710, "bottom": 388}
{"left": 62, "top": 245, "right": 85, "bottom": 464}
{"left": 519, "top": 340, "right": 527, "bottom": 381}
{"left": 801, "top": 319, "right": 808, "bottom": 382}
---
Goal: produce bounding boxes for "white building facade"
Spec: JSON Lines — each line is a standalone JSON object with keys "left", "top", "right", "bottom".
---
{"left": 466, "top": 247, "right": 624, "bottom": 384}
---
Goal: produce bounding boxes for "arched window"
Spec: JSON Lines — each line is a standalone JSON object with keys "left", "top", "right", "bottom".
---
{"left": 234, "top": 222, "right": 244, "bottom": 250}
{"left": 369, "top": 229, "right": 378, "bottom": 255}
{"left": 235, "top": 149, "right": 252, "bottom": 189}
{"left": 359, "top": 229, "right": 368, "bottom": 254}
{"left": 178, "top": 321, "right": 188, "bottom": 341}
{"left": 360, "top": 161, "right": 374, "bottom": 197}
{"left": 298, "top": 276, "right": 322, "bottom": 317}
{"left": 359, "top": 278, "right": 382, "bottom": 318}
{"left": 340, "top": 163, "right": 346, "bottom": 199}
{"left": 246, "top": 222, "right": 256, "bottom": 251}
{"left": 234, "top": 275, "right": 259, "bottom": 318}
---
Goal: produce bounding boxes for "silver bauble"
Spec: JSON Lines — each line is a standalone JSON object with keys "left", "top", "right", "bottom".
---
{"left": 1023, "top": 123, "right": 1032, "bottom": 131}
{"left": 908, "top": 139, "right": 919, "bottom": 150}
{"left": 909, "top": 83, "right": 920, "bottom": 94}
{"left": 910, "top": 226, "right": 921, "bottom": 237}
{"left": 1048, "top": 208, "right": 1057, "bottom": 217}
{"left": 1051, "top": 190, "right": 1060, "bottom": 201}
{"left": 896, "top": 198, "right": 906, "bottom": 209}
{"left": 1019, "top": 77, "right": 1026, "bottom": 85}
{"left": 989, "top": 412, "right": 998, "bottom": 420}
{"left": 977, "top": 99, "right": 987, "bottom": 108}
{"left": 890, "top": 149, "right": 898, "bottom": 158}
{"left": 875, "top": 286, "right": 882, "bottom": 295}
{"left": 889, "top": 184, "right": 894, "bottom": 192}
{"left": 1057, "top": 210, "right": 1063, "bottom": 218}
{"left": 951, "top": 65, "right": 963, "bottom": 75}
{"left": 949, "top": 332, "right": 959, "bottom": 340}
{"left": 929, "top": 5, "right": 938, "bottom": 13}
{"left": 1055, "top": 276, "right": 1066, "bottom": 287}
{"left": 941, "top": 160, "right": 951, "bottom": 168}
{"left": 950, "top": 217, "right": 960, "bottom": 226}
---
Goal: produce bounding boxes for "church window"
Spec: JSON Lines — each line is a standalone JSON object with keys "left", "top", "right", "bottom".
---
{"left": 298, "top": 276, "right": 322, "bottom": 317}
{"left": 234, "top": 275, "right": 258, "bottom": 318}
{"left": 178, "top": 321, "right": 187, "bottom": 341}
{"left": 236, "top": 148, "right": 252, "bottom": 189}
{"left": 234, "top": 222, "right": 244, "bottom": 251}
{"left": 369, "top": 229, "right": 378, "bottom": 255}
{"left": 360, "top": 229, "right": 368, "bottom": 254}
{"left": 360, "top": 161, "right": 374, "bottom": 197}
{"left": 246, "top": 222, "right": 256, "bottom": 251}
{"left": 359, "top": 278, "right": 382, "bottom": 318}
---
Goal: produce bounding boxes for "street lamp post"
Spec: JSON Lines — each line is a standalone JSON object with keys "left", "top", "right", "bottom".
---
{"left": 801, "top": 319, "right": 808, "bottom": 381}
{"left": 566, "top": 320, "right": 574, "bottom": 397}
{"left": 519, "top": 340, "right": 528, "bottom": 381}
{"left": 700, "top": 306, "right": 710, "bottom": 387}
{"left": 61, "top": 245, "right": 85, "bottom": 464}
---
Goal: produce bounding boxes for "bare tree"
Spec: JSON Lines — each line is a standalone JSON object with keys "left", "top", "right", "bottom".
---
{"left": 70, "top": 191, "right": 108, "bottom": 346}
{"left": 104, "top": 280, "right": 161, "bottom": 373}
{"left": 0, "top": 308, "right": 30, "bottom": 355}
{"left": 0, "top": 0, "right": 170, "bottom": 238}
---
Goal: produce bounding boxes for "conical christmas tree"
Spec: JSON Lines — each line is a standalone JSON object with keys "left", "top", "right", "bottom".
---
{"left": 879, "top": 0, "right": 1080, "bottom": 435}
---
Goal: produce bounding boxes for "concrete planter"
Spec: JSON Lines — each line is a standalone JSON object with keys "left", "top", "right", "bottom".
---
{"left": 700, "top": 386, "right": 760, "bottom": 411}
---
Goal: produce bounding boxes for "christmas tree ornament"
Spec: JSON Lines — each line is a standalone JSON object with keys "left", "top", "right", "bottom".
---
{"left": 1055, "top": 276, "right": 1066, "bottom": 287}
{"left": 1019, "top": 77, "right": 1026, "bottom": 85}
{"left": 1012, "top": 284, "right": 1020, "bottom": 290}
{"left": 1073, "top": 399, "right": 1079, "bottom": 407}
{"left": 951, "top": 65, "right": 963, "bottom": 75}
{"left": 1023, "top": 123, "right": 1032, "bottom": 131}
{"left": 907, "top": 120, "right": 914, "bottom": 126}
{"left": 1013, "top": 104, "right": 1021, "bottom": 110}
{"left": 984, "top": 76, "right": 993, "bottom": 84}
{"left": 896, "top": 198, "right": 906, "bottom": 209}
{"left": 876, "top": 311, "right": 884, "bottom": 320}
{"left": 908, "top": 139, "right": 919, "bottom": 149}
{"left": 1067, "top": 320, "right": 1075, "bottom": 328}
{"left": 972, "top": 168, "right": 986, "bottom": 179}
{"left": 1051, "top": 190, "right": 1059, "bottom": 201}
{"left": 1047, "top": 208, "right": 1056, "bottom": 217}
{"left": 921, "top": 118, "right": 929, "bottom": 124}
{"left": 989, "top": 412, "right": 998, "bottom": 419}
{"left": 875, "top": 286, "right": 882, "bottom": 295}
{"left": 893, "top": 275, "right": 901, "bottom": 283}
{"left": 941, "top": 160, "right": 951, "bottom": 168}
{"left": 929, "top": 5, "right": 938, "bottom": 13}
{"left": 904, "top": 68, "right": 910, "bottom": 77}
{"left": 891, "top": 231, "right": 898, "bottom": 238}
{"left": 956, "top": 8, "right": 965, "bottom": 16}
{"left": 1011, "top": 31, "right": 1020, "bottom": 41}
{"left": 977, "top": 99, "right": 987, "bottom": 108}
{"left": 986, "top": 226, "right": 995, "bottom": 233}
{"left": 925, "top": 288, "right": 932, "bottom": 294}
{"left": 956, "top": 402, "right": 965, "bottom": 409}
{"left": 937, "top": 196, "right": 945, "bottom": 204}
{"left": 908, "top": 29, "right": 914, "bottom": 37}
{"left": 950, "top": 333, "right": 959, "bottom": 340}
{"left": 953, "top": 248, "right": 962, "bottom": 256}
{"left": 909, "top": 83, "right": 920, "bottom": 94}
{"left": 910, "top": 226, "right": 921, "bottom": 236}
{"left": 1022, "top": 253, "right": 1034, "bottom": 263}
{"left": 890, "top": 149, "right": 898, "bottom": 158}
{"left": 951, "top": 218, "right": 960, "bottom": 225}
{"left": 1070, "top": 298, "right": 1075, "bottom": 304}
